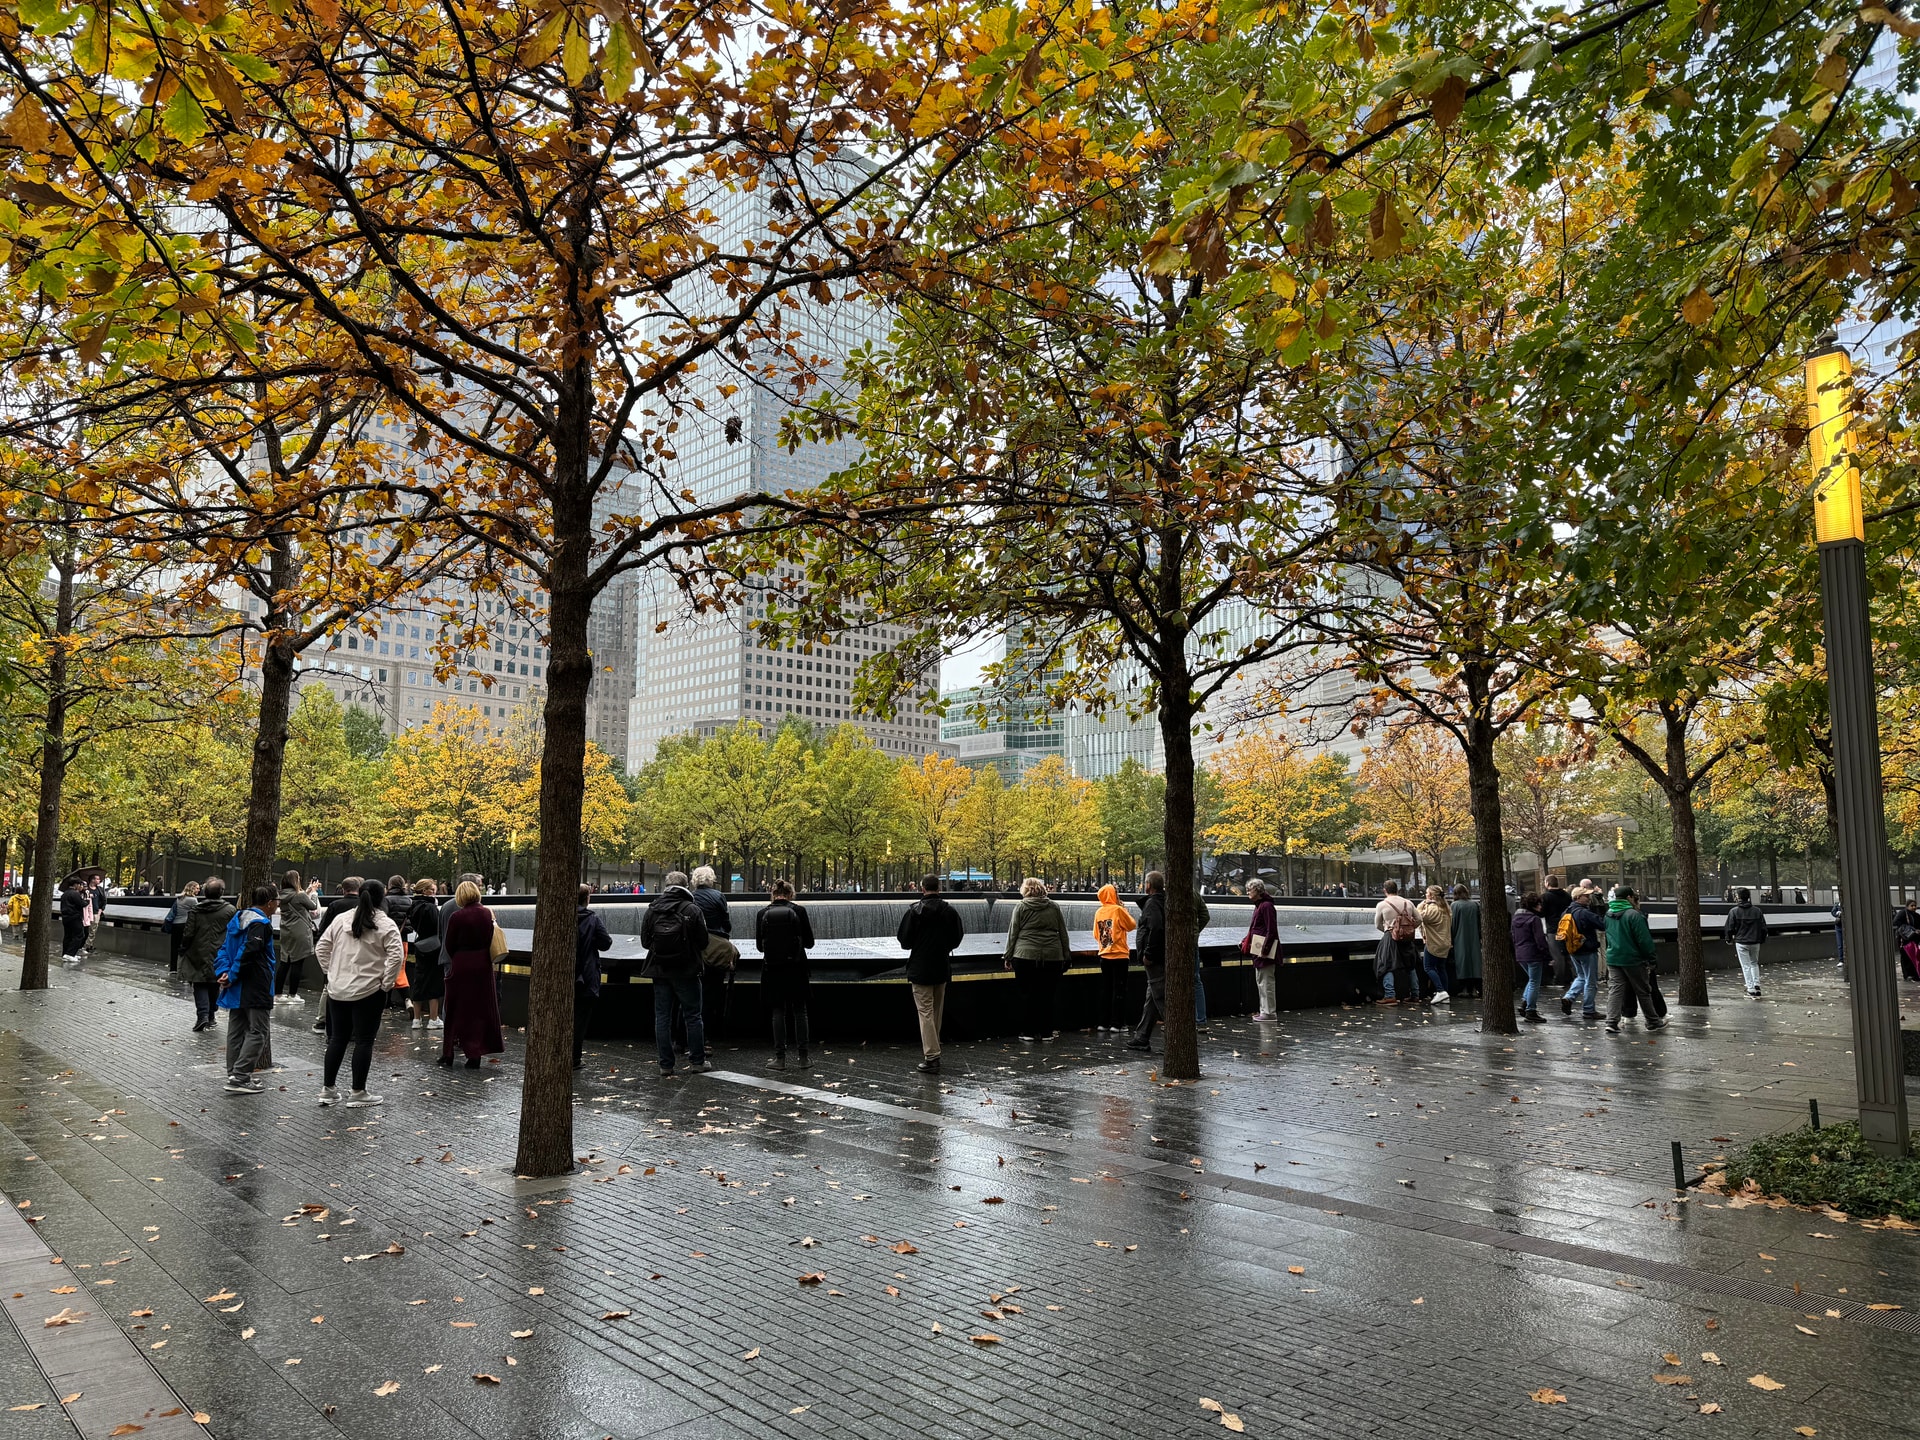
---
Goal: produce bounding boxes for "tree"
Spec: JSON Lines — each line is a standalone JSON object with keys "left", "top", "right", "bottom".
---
{"left": 1094, "top": 757, "right": 1165, "bottom": 885}
{"left": 1206, "top": 733, "right": 1360, "bottom": 894}
{"left": 1357, "top": 724, "right": 1473, "bottom": 885}
{"left": 810, "top": 726, "right": 899, "bottom": 887}
{"left": 1495, "top": 729, "right": 1595, "bottom": 885}
{"left": 896, "top": 754, "right": 973, "bottom": 881}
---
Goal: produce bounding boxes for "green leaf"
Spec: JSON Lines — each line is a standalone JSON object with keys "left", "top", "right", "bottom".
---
{"left": 161, "top": 84, "right": 208, "bottom": 144}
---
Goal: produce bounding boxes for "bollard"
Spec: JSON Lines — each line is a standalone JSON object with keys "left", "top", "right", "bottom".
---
{"left": 1671, "top": 1140, "right": 1687, "bottom": 1191}
{"left": 1810, "top": 1098, "right": 1822, "bottom": 1131}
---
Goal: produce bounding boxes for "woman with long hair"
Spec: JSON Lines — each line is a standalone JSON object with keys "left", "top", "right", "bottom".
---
{"left": 314, "top": 879, "right": 404, "bottom": 1106}
{"left": 439, "top": 880, "right": 505, "bottom": 1069}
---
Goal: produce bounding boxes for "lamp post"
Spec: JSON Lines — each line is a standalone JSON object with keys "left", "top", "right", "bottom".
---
{"left": 1806, "top": 335, "right": 1909, "bottom": 1156}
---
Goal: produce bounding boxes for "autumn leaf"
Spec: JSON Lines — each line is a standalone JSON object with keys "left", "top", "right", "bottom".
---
{"left": 1748, "top": 1374, "right": 1785, "bottom": 1391}
{"left": 1529, "top": 1388, "right": 1567, "bottom": 1405}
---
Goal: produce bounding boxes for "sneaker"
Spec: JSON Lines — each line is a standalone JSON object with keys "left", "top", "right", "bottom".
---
{"left": 426, "top": 1018, "right": 443, "bottom": 1030}
{"left": 411, "top": 1016, "right": 425, "bottom": 1030}
{"left": 317, "top": 1086, "right": 340, "bottom": 1107}
{"left": 1432, "top": 991, "right": 1450, "bottom": 1006}
{"left": 685, "top": 1060, "right": 713, "bottom": 1074}
{"left": 916, "top": 1057, "right": 941, "bottom": 1073}
{"left": 344, "top": 1090, "right": 383, "bottom": 1107}
{"left": 224, "top": 1076, "right": 264, "bottom": 1093}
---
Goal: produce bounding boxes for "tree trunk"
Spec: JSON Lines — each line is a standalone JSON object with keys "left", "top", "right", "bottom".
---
{"left": 240, "top": 615, "right": 299, "bottom": 896}
{"left": 21, "top": 552, "right": 75, "bottom": 991}
{"left": 1464, "top": 708, "right": 1516, "bottom": 1034}
{"left": 1157, "top": 648, "right": 1200, "bottom": 1080}
{"left": 513, "top": 462, "right": 594, "bottom": 1178}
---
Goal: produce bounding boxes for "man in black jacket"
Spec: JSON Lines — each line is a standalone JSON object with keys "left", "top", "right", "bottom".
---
{"left": 1722, "top": 888, "right": 1769, "bottom": 998}
{"left": 1127, "top": 872, "right": 1169, "bottom": 1052}
{"left": 898, "top": 875, "right": 965, "bottom": 1074}
{"left": 641, "top": 872, "right": 710, "bottom": 1076}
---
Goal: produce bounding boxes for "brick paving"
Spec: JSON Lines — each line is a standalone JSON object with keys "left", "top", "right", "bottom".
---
{"left": 0, "top": 941, "right": 1916, "bottom": 1438}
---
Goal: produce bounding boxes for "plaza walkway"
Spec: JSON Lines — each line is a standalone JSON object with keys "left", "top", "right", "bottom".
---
{"left": 0, "top": 943, "right": 1914, "bottom": 1439}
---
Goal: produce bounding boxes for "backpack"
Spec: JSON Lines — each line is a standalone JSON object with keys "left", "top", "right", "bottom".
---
{"left": 1390, "top": 902, "right": 1418, "bottom": 942}
{"left": 1557, "top": 910, "right": 1585, "bottom": 953}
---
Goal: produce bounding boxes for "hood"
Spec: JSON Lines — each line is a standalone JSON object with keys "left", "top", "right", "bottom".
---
{"left": 1097, "top": 884, "right": 1119, "bottom": 906}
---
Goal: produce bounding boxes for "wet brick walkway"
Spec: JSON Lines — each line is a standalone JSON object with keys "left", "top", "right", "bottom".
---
{"left": 0, "top": 942, "right": 1915, "bottom": 1438}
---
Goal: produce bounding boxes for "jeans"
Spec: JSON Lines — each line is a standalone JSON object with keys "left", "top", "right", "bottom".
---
{"left": 1520, "top": 961, "right": 1547, "bottom": 1012}
{"left": 1097, "top": 961, "right": 1130, "bottom": 1028}
{"left": 225, "top": 1007, "right": 272, "bottom": 1079}
{"left": 192, "top": 982, "right": 218, "bottom": 1027}
{"left": 1564, "top": 953, "right": 1601, "bottom": 1014}
{"left": 1735, "top": 942, "right": 1763, "bottom": 991}
{"left": 324, "top": 991, "right": 386, "bottom": 1091}
{"left": 912, "top": 983, "right": 945, "bottom": 1058}
{"left": 1254, "top": 964, "right": 1277, "bottom": 1016}
{"left": 653, "top": 971, "right": 705, "bottom": 1071}
{"left": 1421, "top": 947, "right": 1454, "bottom": 996}
{"left": 1606, "top": 964, "right": 1660, "bottom": 1025}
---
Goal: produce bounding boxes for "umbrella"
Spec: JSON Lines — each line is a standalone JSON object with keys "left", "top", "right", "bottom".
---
{"left": 61, "top": 867, "right": 107, "bottom": 887}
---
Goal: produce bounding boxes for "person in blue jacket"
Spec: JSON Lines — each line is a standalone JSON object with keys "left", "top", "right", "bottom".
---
{"left": 217, "top": 885, "right": 279, "bottom": 1094}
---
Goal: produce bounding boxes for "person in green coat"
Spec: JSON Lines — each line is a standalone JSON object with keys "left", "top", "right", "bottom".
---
{"left": 1604, "top": 886, "right": 1666, "bottom": 1033}
{"left": 1003, "top": 878, "right": 1072, "bottom": 1042}
{"left": 1448, "top": 884, "right": 1483, "bottom": 997}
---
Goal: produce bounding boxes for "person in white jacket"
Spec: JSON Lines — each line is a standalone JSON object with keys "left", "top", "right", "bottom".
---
{"left": 314, "top": 879, "right": 405, "bottom": 1107}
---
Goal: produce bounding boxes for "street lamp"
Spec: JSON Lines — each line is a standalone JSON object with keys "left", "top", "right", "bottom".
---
{"left": 1806, "top": 335, "right": 1909, "bottom": 1156}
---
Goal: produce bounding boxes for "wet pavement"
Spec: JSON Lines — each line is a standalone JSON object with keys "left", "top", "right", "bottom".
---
{"left": 0, "top": 942, "right": 1916, "bottom": 1438}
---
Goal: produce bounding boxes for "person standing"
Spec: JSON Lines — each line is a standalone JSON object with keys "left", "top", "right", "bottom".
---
{"left": 314, "top": 877, "right": 363, "bottom": 1035}
{"left": 58, "top": 878, "right": 88, "bottom": 966}
{"left": 1604, "top": 885, "right": 1666, "bottom": 1033}
{"left": 1003, "top": 877, "right": 1070, "bottom": 1042}
{"left": 755, "top": 879, "right": 816, "bottom": 1068}
{"left": 898, "top": 874, "right": 964, "bottom": 1073}
{"left": 406, "top": 879, "right": 445, "bottom": 1030}
{"left": 1559, "top": 886, "right": 1605, "bottom": 1020}
{"left": 640, "top": 872, "right": 710, "bottom": 1076}
{"left": 216, "top": 885, "right": 278, "bottom": 1094}
{"left": 275, "top": 871, "right": 319, "bottom": 1005}
{"left": 164, "top": 880, "right": 199, "bottom": 974}
{"left": 1722, "top": 887, "right": 1770, "bottom": 998}
{"left": 1093, "top": 883, "right": 1139, "bottom": 1031}
{"left": 1372, "top": 881, "right": 1422, "bottom": 1005}
{"left": 314, "top": 879, "right": 405, "bottom": 1106}
{"left": 439, "top": 880, "right": 505, "bottom": 1069}
{"left": 573, "top": 884, "right": 612, "bottom": 1070}
{"left": 1416, "top": 885, "right": 1454, "bottom": 1006}
{"left": 1448, "top": 884, "right": 1482, "bottom": 998}
{"left": 1510, "top": 892, "right": 1551, "bottom": 1024}
{"left": 689, "top": 865, "right": 734, "bottom": 1039}
{"left": 1127, "top": 872, "right": 1170, "bottom": 1052}
{"left": 178, "top": 879, "right": 236, "bottom": 1032}
{"left": 1540, "top": 874, "right": 1573, "bottom": 989}
{"left": 1242, "top": 878, "right": 1280, "bottom": 1020}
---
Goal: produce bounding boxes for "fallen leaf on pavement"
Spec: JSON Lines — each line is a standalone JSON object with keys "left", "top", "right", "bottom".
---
{"left": 373, "top": 1382, "right": 399, "bottom": 1397}
{"left": 1529, "top": 1388, "right": 1567, "bottom": 1405}
{"left": 1749, "top": 1374, "right": 1785, "bottom": 1391}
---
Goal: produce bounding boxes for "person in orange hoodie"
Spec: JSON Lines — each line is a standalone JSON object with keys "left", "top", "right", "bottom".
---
{"left": 1092, "top": 883, "right": 1137, "bottom": 1034}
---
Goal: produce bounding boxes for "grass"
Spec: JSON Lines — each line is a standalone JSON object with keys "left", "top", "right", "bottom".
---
{"left": 1721, "top": 1121, "right": 1920, "bottom": 1222}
